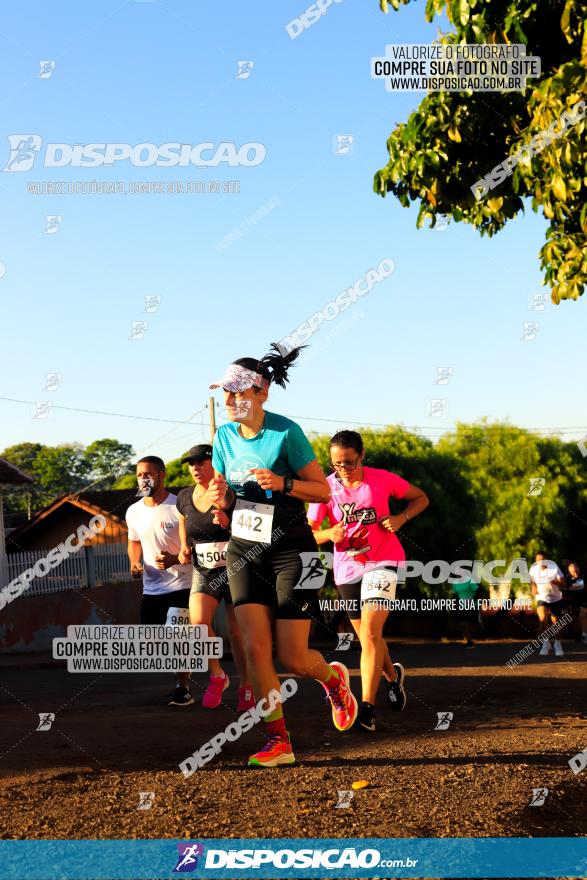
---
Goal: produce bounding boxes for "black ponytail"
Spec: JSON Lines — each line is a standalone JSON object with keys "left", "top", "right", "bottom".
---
{"left": 234, "top": 342, "right": 307, "bottom": 390}
{"left": 259, "top": 342, "right": 307, "bottom": 388}
{"left": 330, "top": 430, "right": 363, "bottom": 454}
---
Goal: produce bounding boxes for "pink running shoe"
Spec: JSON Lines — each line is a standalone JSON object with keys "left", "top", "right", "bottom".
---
{"left": 202, "top": 673, "right": 229, "bottom": 709}
{"left": 237, "top": 685, "right": 256, "bottom": 712}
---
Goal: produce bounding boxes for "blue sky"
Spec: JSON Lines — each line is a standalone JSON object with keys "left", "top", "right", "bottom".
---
{"left": 0, "top": 0, "right": 584, "bottom": 467}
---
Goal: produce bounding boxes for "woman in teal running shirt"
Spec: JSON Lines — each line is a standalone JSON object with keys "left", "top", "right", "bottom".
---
{"left": 208, "top": 343, "right": 359, "bottom": 768}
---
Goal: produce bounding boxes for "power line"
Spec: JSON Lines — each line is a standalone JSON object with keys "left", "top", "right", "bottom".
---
{"left": 268, "top": 414, "right": 587, "bottom": 436}
{"left": 2, "top": 394, "right": 585, "bottom": 437}
{"left": 0, "top": 397, "right": 204, "bottom": 425}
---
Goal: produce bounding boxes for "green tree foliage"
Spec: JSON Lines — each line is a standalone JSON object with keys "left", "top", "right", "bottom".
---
{"left": 113, "top": 455, "right": 190, "bottom": 490}
{"left": 27, "top": 444, "right": 88, "bottom": 505}
{"left": 1, "top": 439, "right": 135, "bottom": 516}
{"left": 0, "top": 442, "right": 44, "bottom": 517}
{"left": 437, "top": 421, "right": 587, "bottom": 566}
{"left": 535, "top": 434, "right": 587, "bottom": 556}
{"left": 83, "top": 439, "right": 134, "bottom": 486}
{"left": 164, "top": 457, "right": 191, "bottom": 488}
{"left": 374, "top": 0, "right": 587, "bottom": 302}
{"left": 114, "top": 473, "right": 137, "bottom": 489}
{"left": 1, "top": 442, "right": 44, "bottom": 476}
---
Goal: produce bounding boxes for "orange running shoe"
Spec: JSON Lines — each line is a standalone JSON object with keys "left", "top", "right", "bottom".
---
{"left": 323, "top": 661, "right": 358, "bottom": 731}
{"left": 248, "top": 732, "right": 295, "bottom": 768}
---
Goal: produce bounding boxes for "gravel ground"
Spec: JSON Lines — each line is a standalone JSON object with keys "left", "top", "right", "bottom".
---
{"left": 1, "top": 640, "right": 586, "bottom": 873}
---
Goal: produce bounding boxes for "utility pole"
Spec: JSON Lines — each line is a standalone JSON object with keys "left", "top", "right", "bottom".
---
{"left": 208, "top": 397, "right": 216, "bottom": 443}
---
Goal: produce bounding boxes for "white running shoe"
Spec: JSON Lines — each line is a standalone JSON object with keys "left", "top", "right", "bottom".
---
{"left": 553, "top": 640, "right": 564, "bottom": 657}
{"left": 539, "top": 640, "right": 551, "bottom": 656}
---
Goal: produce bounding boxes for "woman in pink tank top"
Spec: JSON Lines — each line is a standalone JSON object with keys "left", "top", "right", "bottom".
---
{"left": 308, "top": 430, "right": 429, "bottom": 733}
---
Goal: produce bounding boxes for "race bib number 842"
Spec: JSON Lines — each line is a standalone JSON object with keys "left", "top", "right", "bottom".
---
{"left": 360, "top": 567, "right": 397, "bottom": 603}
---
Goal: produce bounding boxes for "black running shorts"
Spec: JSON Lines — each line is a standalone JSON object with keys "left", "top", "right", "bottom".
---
{"left": 537, "top": 598, "right": 567, "bottom": 617}
{"left": 226, "top": 526, "right": 320, "bottom": 621}
{"left": 568, "top": 591, "right": 587, "bottom": 612}
{"left": 335, "top": 582, "right": 363, "bottom": 620}
{"left": 190, "top": 567, "right": 232, "bottom": 604}
{"left": 140, "top": 588, "right": 192, "bottom": 624}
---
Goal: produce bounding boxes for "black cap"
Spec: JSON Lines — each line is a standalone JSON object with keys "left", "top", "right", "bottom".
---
{"left": 181, "top": 444, "right": 213, "bottom": 464}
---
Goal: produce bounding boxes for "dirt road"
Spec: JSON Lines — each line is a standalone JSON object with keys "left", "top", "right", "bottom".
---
{"left": 1, "top": 640, "right": 586, "bottom": 845}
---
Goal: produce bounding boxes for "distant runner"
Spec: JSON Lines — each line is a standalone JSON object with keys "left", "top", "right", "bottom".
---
{"left": 563, "top": 561, "right": 587, "bottom": 644}
{"left": 529, "top": 551, "right": 567, "bottom": 657}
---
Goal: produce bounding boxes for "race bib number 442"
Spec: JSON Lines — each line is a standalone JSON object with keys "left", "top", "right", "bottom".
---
{"left": 232, "top": 499, "right": 274, "bottom": 543}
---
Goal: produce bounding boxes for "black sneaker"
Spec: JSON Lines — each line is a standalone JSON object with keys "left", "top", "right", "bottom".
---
{"left": 356, "top": 701, "right": 376, "bottom": 732}
{"left": 386, "top": 662, "right": 407, "bottom": 711}
{"left": 167, "top": 686, "right": 194, "bottom": 707}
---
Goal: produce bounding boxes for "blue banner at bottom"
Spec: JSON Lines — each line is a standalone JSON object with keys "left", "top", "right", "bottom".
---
{"left": 0, "top": 838, "right": 585, "bottom": 879}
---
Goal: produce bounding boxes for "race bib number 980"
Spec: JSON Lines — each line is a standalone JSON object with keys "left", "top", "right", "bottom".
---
{"left": 165, "top": 606, "right": 190, "bottom": 626}
{"left": 232, "top": 499, "right": 274, "bottom": 543}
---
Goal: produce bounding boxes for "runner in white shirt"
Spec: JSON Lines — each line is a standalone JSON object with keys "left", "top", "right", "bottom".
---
{"left": 529, "top": 551, "right": 567, "bottom": 657}
{"left": 126, "top": 456, "right": 194, "bottom": 705}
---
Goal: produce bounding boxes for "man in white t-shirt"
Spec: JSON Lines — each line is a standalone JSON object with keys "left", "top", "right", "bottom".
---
{"left": 126, "top": 455, "right": 193, "bottom": 705}
{"left": 529, "top": 551, "right": 567, "bottom": 657}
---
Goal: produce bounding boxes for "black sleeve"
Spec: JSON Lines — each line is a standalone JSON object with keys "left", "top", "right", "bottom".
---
{"left": 175, "top": 488, "right": 188, "bottom": 516}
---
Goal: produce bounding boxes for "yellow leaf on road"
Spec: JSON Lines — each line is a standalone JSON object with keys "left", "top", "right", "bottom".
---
{"left": 352, "top": 780, "right": 370, "bottom": 790}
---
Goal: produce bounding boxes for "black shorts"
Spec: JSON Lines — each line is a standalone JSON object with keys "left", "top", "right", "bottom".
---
{"left": 537, "top": 598, "right": 567, "bottom": 617}
{"left": 140, "top": 588, "right": 192, "bottom": 624}
{"left": 190, "top": 566, "right": 232, "bottom": 605}
{"left": 568, "top": 591, "right": 587, "bottom": 612}
{"left": 336, "top": 583, "right": 363, "bottom": 620}
{"left": 225, "top": 527, "right": 320, "bottom": 621}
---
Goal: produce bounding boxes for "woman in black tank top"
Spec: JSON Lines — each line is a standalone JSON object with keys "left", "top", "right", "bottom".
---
{"left": 176, "top": 445, "right": 254, "bottom": 713}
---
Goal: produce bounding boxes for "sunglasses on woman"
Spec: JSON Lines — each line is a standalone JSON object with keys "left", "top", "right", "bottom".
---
{"left": 330, "top": 455, "right": 361, "bottom": 471}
